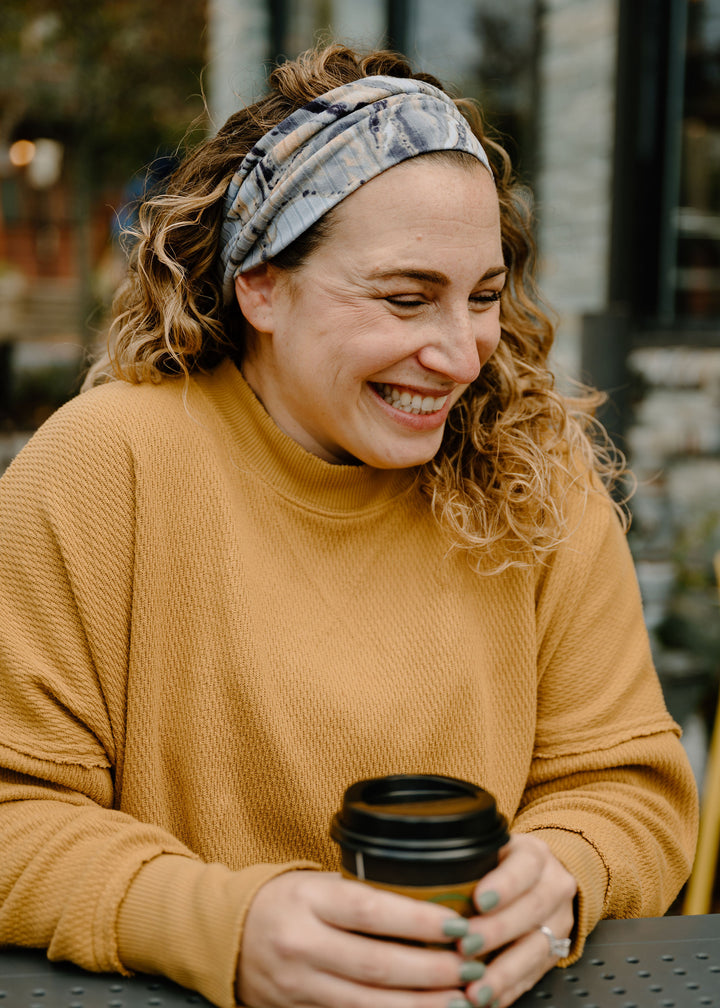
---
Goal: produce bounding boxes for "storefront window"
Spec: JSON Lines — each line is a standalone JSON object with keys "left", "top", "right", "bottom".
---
{"left": 413, "top": 0, "right": 539, "bottom": 181}
{"left": 277, "top": 0, "right": 538, "bottom": 182}
{"left": 675, "top": 0, "right": 720, "bottom": 319}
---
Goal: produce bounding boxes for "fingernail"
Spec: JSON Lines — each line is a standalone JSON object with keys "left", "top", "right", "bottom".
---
{"left": 473, "top": 986, "right": 494, "bottom": 1007}
{"left": 490, "top": 1001, "right": 500, "bottom": 1008}
{"left": 459, "top": 961, "right": 486, "bottom": 983}
{"left": 442, "top": 917, "right": 470, "bottom": 938}
{"left": 448, "top": 999, "right": 473, "bottom": 1008}
{"left": 459, "top": 933, "right": 485, "bottom": 957}
{"left": 477, "top": 890, "right": 499, "bottom": 913}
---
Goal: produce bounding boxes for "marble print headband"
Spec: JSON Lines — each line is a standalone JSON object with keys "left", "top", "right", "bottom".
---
{"left": 219, "top": 75, "right": 491, "bottom": 304}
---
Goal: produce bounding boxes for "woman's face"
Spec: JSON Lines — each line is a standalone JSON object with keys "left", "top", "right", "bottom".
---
{"left": 236, "top": 156, "right": 505, "bottom": 469}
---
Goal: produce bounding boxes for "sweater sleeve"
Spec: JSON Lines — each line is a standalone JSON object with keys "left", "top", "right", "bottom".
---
{"left": 513, "top": 489, "right": 699, "bottom": 959}
{"left": 0, "top": 394, "right": 318, "bottom": 1008}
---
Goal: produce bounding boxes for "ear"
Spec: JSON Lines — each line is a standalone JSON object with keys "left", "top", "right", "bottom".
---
{"left": 233, "top": 264, "right": 279, "bottom": 334}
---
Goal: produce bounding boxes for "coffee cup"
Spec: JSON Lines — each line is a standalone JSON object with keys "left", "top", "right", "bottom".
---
{"left": 330, "top": 773, "right": 509, "bottom": 916}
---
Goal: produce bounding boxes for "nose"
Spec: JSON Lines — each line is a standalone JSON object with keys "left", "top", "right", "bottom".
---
{"left": 416, "top": 308, "right": 500, "bottom": 385}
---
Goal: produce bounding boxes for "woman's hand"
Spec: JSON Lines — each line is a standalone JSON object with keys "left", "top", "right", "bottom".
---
{"left": 237, "top": 833, "right": 577, "bottom": 1008}
{"left": 460, "top": 833, "right": 577, "bottom": 1008}
{"left": 237, "top": 871, "right": 482, "bottom": 1008}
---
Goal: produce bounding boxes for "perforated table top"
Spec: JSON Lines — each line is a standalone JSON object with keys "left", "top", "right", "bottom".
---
{"left": 0, "top": 950, "right": 212, "bottom": 1007}
{"left": 0, "top": 914, "right": 718, "bottom": 1007}
{"left": 516, "top": 913, "right": 720, "bottom": 1008}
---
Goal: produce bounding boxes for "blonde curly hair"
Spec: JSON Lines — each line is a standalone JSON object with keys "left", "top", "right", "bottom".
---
{"left": 85, "top": 43, "right": 627, "bottom": 572}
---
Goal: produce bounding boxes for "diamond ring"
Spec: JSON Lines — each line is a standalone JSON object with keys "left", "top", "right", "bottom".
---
{"left": 539, "top": 925, "right": 571, "bottom": 958}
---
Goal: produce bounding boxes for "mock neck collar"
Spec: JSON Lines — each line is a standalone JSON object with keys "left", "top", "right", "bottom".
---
{"left": 197, "top": 359, "right": 417, "bottom": 513}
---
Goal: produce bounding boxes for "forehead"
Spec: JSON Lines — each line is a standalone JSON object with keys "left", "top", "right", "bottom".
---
{"left": 317, "top": 156, "right": 501, "bottom": 268}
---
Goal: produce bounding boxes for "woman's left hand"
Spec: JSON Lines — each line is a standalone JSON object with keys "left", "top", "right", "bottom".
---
{"left": 459, "top": 833, "right": 577, "bottom": 1007}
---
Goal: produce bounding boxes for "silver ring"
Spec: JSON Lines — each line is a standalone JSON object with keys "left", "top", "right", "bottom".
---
{"left": 539, "top": 925, "right": 571, "bottom": 958}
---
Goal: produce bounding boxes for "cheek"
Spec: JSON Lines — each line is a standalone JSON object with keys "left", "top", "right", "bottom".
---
{"left": 326, "top": 312, "right": 403, "bottom": 372}
{"left": 291, "top": 291, "right": 421, "bottom": 377}
{"left": 478, "top": 312, "right": 503, "bottom": 359}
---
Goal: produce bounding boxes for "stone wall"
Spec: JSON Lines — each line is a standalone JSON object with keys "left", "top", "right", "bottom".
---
{"left": 626, "top": 344, "right": 720, "bottom": 782}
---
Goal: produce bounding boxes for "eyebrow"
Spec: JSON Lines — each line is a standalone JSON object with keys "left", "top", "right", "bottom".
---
{"left": 367, "top": 266, "right": 508, "bottom": 286}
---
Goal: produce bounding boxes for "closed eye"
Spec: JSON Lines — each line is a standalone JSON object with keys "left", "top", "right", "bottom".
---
{"left": 470, "top": 290, "right": 503, "bottom": 305}
{"left": 384, "top": 296, "right": 427, "bottom": 308}
{"left": 384, "top": 290, "right": 503, "bottom": 310}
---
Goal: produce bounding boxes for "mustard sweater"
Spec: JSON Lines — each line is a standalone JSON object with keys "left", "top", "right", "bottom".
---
{"left": 0, "top": 360, "right": 698, "bottom": 1007}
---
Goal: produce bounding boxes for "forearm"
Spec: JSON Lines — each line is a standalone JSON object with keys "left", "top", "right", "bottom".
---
{"left": 118, "top": 857, "right": 319, "bottom": 1008}
{"left": 0, "top": 767, "right": 200, "bottom": 968}
{"left": 513, "top": 731, "right": 698, "bottom": 933}
{"left": 0, "top": 766, "right": 321, "bottom": 1008}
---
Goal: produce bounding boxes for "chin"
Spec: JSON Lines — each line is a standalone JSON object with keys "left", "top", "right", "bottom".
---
{"left": 364, "top": 445, "right": 441, "bottom": 470}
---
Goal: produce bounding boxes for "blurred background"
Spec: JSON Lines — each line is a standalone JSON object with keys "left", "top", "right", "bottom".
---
{"left": 1, "top": 0, "right": 720, "bottom": 893}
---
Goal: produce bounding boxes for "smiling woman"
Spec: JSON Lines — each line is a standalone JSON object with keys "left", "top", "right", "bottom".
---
{"left": 86, "top": 56, "right": 616, "bottom": 573}
{"left": 236, "top": 157, "right": 503, "bottom": 470}
{"left": 0, "top": 41, "right": 699, "bottom": 1008}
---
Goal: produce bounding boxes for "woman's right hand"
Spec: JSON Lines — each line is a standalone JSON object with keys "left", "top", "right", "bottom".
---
{"left": 237, "top": 871, "right": 482, "bottom": 1008}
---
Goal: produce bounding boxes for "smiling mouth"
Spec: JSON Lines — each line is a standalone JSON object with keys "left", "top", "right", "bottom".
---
{"left": 373, "top": 383, "right": 451, "bottom": 415}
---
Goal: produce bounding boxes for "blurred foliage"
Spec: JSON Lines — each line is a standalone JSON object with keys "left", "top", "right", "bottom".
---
{"left": 0, "top": 0, "right": 209, "bottom": 436}
{"left": 0, "top": 0, "right": 208, "bottom": 186}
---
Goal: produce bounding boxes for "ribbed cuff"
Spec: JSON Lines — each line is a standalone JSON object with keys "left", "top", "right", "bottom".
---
{"left": 116, "top": 854, "right": 320, "bottom": 1008}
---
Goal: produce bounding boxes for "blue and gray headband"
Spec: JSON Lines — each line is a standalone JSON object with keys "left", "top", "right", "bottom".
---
{"left": 219, "top": 75, "right": 491, "bottom": 304}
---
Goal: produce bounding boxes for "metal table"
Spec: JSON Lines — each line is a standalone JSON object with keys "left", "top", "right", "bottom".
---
{"left": 0, "top": 914, "right": 718, "bottom": 1007}
{"left": 515, "top": 913, "right": 720, "bottom": 1007}
{"left": 0, "top": 951, "right": 211, "bottom": 1007}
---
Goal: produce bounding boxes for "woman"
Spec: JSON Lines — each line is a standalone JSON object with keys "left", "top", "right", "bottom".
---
{"left": 0, "top": 44, "right": 697, "bottom": 1008}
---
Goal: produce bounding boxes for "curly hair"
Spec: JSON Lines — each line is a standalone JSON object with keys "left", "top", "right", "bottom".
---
{"left": 85, "top": 42, "right": 627, "bottom": 572}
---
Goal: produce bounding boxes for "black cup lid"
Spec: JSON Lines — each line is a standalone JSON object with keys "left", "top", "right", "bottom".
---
{"left": 330, "top": 774, "right": 509, "bottom": 859}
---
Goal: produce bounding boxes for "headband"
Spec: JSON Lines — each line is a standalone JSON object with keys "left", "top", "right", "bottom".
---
{"left": 219, "top": 75, "right": 491, "bottom": 304}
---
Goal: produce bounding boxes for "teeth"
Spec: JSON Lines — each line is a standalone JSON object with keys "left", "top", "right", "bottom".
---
{"left": 378, "top": 384, "right": 449, "bottom": 415}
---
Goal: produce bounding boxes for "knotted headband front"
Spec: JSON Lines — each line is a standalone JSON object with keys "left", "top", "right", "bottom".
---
{"left": 219, "top": 75, "right": 491, "bottom": 304}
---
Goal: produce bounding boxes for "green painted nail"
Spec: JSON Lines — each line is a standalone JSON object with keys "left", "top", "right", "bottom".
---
{"left": 490, "top": 1001, "right": 500, "bottom": 1008}
{"left": 460, "top": 933, "right": 485, "bottom": 957}
{"left": 459, "top": 961, "right": 486, "bottom": 983}
{"left": 473, "top": 986, "right": 494, "bottom": 1008}
{"left": 477, "top": 890, "right": 499, "bottom": 913}
{"left": 448, "top": 999, "right": 473, "bottom": 1008}
{"left": 442, "top": 917, "right": 470, "bottom": 938}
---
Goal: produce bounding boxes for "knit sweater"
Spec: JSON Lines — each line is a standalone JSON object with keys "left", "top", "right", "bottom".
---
{"left": 0, "top": 360, "right": 698, "bottom": 1008}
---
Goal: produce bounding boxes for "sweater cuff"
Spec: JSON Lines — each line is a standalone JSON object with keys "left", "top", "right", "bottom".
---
{"left": 521, "top": 827, "right": 609, "bottom": 964}
{"left": 116, "top": 854, "right": 321, "bottom": 1008}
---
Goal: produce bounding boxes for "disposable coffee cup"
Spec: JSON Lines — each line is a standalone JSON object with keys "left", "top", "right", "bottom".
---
{"left": 330, "top": 774, "right": 509, "bottom": 916}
